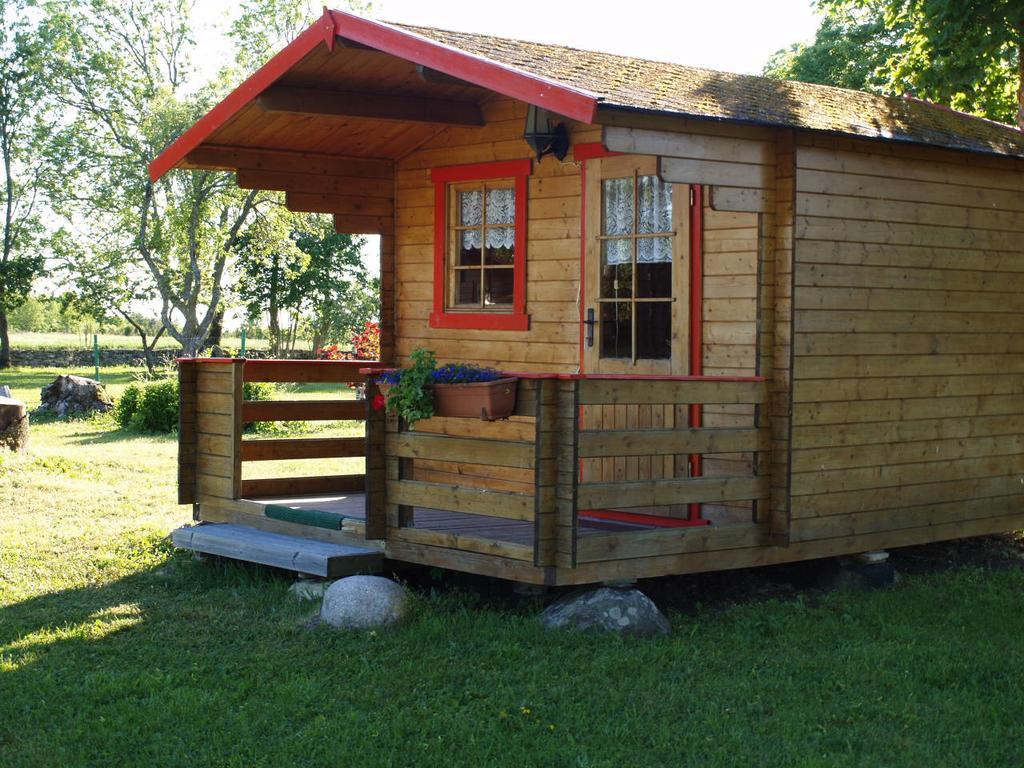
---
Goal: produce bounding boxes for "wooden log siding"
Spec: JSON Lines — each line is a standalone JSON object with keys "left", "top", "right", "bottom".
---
{"left": 788, "top": 135, "right": 1024, "bottom": 545}
{"left": 394, "top": 97, "right": 601, "bottom": 372}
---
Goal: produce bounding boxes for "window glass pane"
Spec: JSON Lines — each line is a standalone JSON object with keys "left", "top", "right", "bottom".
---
{"left": 602, "top": 177, "right": 634, "bottom": 235}
{"left": 459, "top": 230, "right": 482, "bottom": 265}
{"left": 601, "top": 262, "right": 632, "bottom": 299}
{"left": 637, "top": 176, "right": 672, "bottom": 233}
{"left": 637, "top": 236, "right": 672, "bottom": 264}
{"left": 602, "top": 237, "right": 630, "bottom": 266}
{"left": 637, "top": 261, "right": 671, "bottom": 298}
{"left": 486, "top": 244, "right": 514, "bottom": 266}
{"left": 601, "top": 240, "right": 632, "bottom": 298}
{"left": 484, "top": 268, "right": 514, "bottom": 305}
{"left": 455, "top": 270, "right": 481, "bottom": 305}
{"left": 600, "top": 302, "right": 632, "bottom": 359}
{"left": 485, "top": 188, "right": 514, "bottom": 225}
{"left": 636, "top": 302, "right": 671, "bottom": 359}
{"left": 459, "top": 190, "right": 482, "bottom": 226}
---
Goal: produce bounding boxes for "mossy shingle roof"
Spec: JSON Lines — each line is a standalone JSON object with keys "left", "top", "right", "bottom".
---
{"left": 395, "top": 22, "right": 1024, "bottom": 159}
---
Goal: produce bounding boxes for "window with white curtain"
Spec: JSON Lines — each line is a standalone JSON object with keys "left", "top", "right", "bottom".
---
{"left": 449, "top": 182, "right": 516, "bottom": 309}
{"left": 598, "top": 173, "right": 674, "bottom": 360}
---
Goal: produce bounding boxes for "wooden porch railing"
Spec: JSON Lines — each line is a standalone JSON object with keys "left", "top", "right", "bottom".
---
{"left": 181, "top": 360, "right": 771, "bottom": 576}
{"left": 571, "top": 377, "right": 770, "bottom": 565}
{"left": 239, "top": 360, "right": 371, "bottom": 498}
{"left": 370, "top": 374, "right": 771, "bottom": 571}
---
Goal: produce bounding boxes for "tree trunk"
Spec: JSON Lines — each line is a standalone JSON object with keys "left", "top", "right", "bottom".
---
{"left": 207, "top": 307, "right": 224, "bottom": 351}
{"left": 0, "top": 310, "right": 10, "bottom": 369}
{"left": 1017, "top": 33, "right": 1023, "bottom": 131}
{"left": 0, "top": 396, "right": 28, "bottom": 452}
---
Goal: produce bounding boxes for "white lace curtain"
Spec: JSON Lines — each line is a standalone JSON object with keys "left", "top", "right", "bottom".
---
{"left": 602, "top": 176, "right": 673, "bottom": 264}
{"left": 460, "top": 188, "right": 515, "bottom": 250}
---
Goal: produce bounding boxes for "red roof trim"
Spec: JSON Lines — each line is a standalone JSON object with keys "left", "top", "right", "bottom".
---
{"left": 148, "top": 14, "right": 335, "bottom": 181}
{"left": 329, "top": 10, "right": 598, "bottom": 124}
{"left": 148, "top": 9, "right": 599, "bottom": 182}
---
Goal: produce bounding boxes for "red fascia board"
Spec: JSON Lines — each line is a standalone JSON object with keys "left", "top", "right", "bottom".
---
{"left": 149, "top": 10, "right": 599, "bottom": 181}
{"left": 148, "top": 14, "right": 335, "bottom": 181}
{"left": 572, "top": 142, "right": 621, "bottom": 161}
{"left": 357, "top": 368, "right": 767, "bottom": 383}
{"left": 430, "top": 158, "right": 532, "bottom": 184}
{"left": 429, "top": 312, "right": 530, "bottom": 331}
{"left": 579, "top": 509, "right": 710, "bottom": 528}
{"left": 328, "top": 10, "right": 598, "bottom": 125}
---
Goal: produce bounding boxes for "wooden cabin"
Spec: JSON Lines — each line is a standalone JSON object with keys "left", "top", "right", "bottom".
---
{"left": 156, "top": 9, "right": 1024, "bottom": 584}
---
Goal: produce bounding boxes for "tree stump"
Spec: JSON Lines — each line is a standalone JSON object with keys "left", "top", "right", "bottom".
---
{"left": 0, "top": 396, "right": 28, "bottom": 453}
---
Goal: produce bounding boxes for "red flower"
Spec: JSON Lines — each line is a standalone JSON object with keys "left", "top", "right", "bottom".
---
{"left": 371, "top": 394, "right": 386, "bottom": 411}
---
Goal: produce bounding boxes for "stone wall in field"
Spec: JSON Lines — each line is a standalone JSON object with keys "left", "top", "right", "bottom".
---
{"left": 10, "top": 348, "right": 312, "bottom": 368}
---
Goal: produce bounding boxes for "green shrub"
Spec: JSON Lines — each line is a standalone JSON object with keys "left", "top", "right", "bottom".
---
{"left": 114, "top": 384, "right": 141, "bottom": 428}
{"left": 242, "top": 381, "right": 275, "bottom": 402}
{"left": 114, "top": 376, "right": 276, "bottom": 434}
{"left": 130, "top": 379, "right": 179, "bottom": 433}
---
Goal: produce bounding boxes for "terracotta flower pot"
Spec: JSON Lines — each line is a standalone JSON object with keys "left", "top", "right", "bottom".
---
{"left": 432, "top": 377, "right": 518, "bottom": 421}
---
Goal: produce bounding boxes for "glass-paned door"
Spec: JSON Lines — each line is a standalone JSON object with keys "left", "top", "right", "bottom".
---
{"left": 582, "top": 155, "right": 691, "bottom": 489}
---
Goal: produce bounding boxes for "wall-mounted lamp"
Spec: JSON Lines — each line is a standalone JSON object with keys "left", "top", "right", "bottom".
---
{"left": 523, "top": 105, "right": 570, "bottom": 161}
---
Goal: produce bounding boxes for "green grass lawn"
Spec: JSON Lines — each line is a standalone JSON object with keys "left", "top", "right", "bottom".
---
{"left": 2, "top": 368, "right": 1024, "bottom": 766}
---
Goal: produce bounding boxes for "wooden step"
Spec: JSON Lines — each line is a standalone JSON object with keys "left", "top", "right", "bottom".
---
{"left": 171, "top": 523, "right": 383, "bottom": 578}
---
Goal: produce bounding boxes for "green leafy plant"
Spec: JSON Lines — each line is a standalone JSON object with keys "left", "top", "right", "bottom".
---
{"left": 114, "top": 383, "right": 141, "bottom": 428}
{"left": 379, "top": 347, "right": 437, "bottom": 427}
{"left": 242, "top": 381, "right": 276, "bottom": 402}
{"left": 130, "top": 379, "right": 179, "bottom": 433}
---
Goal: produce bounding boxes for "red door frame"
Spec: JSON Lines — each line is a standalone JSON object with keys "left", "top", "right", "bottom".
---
{"left": 575, "top": 142, "right": 708, "bottom": 528}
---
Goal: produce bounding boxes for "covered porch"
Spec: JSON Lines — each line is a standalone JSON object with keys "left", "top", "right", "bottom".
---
{"left": 179, "top": 358, "right": 773, "bottom": 585}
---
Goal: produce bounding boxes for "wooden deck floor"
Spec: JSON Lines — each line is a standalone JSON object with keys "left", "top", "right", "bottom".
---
{"left": 242, "top": 492, "right": 749, "bottom": 544}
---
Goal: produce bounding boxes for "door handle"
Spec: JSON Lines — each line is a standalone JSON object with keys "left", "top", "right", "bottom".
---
{"left": 584, "top": 307, "right": 597, "bottom": 347}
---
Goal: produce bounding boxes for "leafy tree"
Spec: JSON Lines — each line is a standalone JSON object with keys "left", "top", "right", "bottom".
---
{"left": 765, "top": 0, "right": 1023, "bottom": 128}
{"left": 0, "top": 1, "right": 55, "bottom": 367}
{"left": 763, "top": 5, "right": 905, "bottom": 91}
{"left": 46, "top": 0, "right": 267, "bottom": 357}
{"left": 52, "top": 228, "right": 167, "bottom": 374}
{"left": 291, "top": 218, "right": 378, "bottom": 354}
{"left": 234, "top": 211, "right": 378, "bottom": 356}
{"left": 233, "top": 207, "right": 307, "bottom": 357}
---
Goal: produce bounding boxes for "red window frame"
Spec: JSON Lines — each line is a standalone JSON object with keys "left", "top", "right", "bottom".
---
{"left": 429, "top": 159, "right": 531, "bottom": 331}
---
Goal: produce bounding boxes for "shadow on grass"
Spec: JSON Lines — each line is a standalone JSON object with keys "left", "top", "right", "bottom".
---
{"left": 4, "top": 535, "right": 1024, "bottom": 767}
{"left": 61, "top": 426, "right": 176, "bottom": 446}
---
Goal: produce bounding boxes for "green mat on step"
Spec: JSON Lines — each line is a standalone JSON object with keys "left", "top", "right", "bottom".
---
{"left": 264, "top": 505, "right": 347, "bottom": 530}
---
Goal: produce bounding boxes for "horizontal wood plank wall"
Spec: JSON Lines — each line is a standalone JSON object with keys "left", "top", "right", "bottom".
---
{"left": 702, "top": 197, "right": 761, "bottom": 517}
{"left": 394, "top": 98, "right": 595, "bottom": 501}
{"left": 394, "top": 97, "right": 599, "bottom": 372}
{"left": 789, "top": 135, "right": 1024, "bottom": 544}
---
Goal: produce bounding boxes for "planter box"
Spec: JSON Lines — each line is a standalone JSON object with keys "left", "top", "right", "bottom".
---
{"left": 432, "top": 377, "right": 518, "bottom": 421}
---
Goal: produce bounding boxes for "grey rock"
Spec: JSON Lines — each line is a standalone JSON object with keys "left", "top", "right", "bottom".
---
{"left": 321, "top": 575, "right": 410, "bottom": 630}
{"left": 835, "top": 557, "right": 898, "bottom": 590}
{"left": 540, "top": 586, "right": 671, "bottom": 636}
{"left": 289, "top": 579, "right": 331, "bottom": 601}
